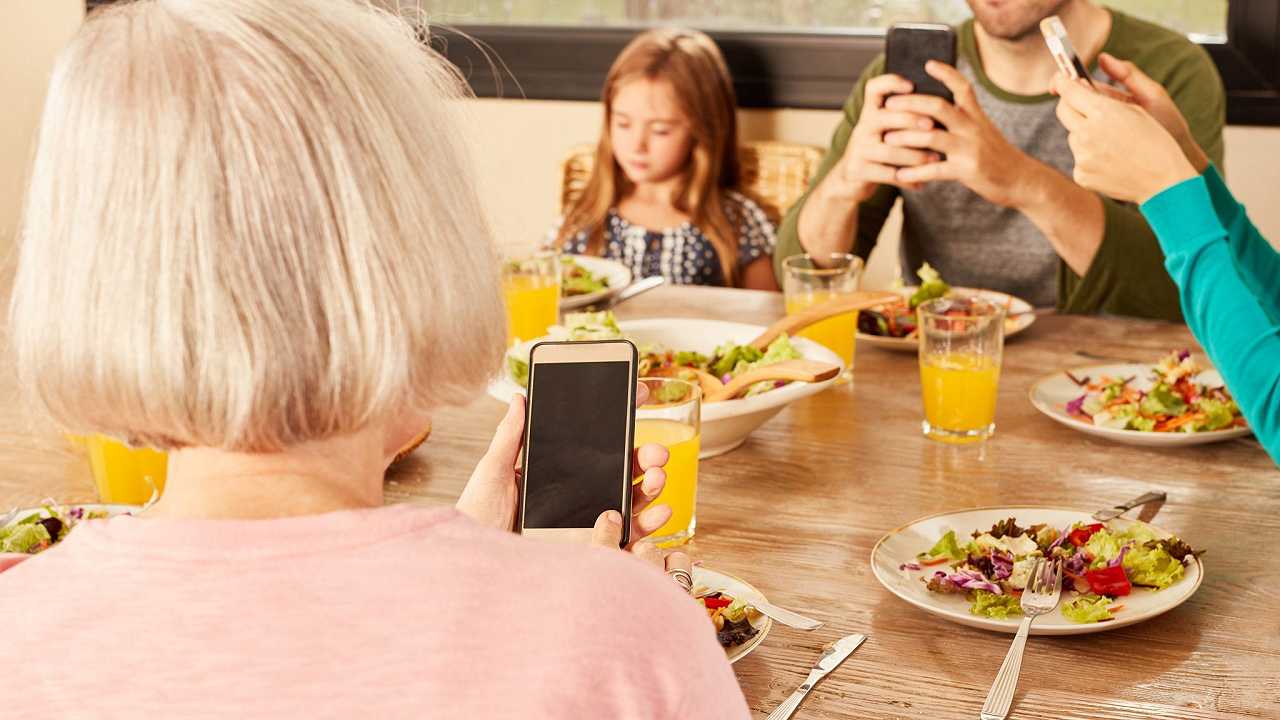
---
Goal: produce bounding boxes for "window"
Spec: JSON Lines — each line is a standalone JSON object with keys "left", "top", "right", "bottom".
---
{"left": 421, "top": 1, "right": 1226, "bottom": 39}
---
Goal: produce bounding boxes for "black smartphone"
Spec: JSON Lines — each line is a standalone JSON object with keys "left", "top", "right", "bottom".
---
{"left": 517, "top": 339, "right": 637, "bottom": 545}
{"left": 885, "top": 23, "right": 957, "bottom": 103}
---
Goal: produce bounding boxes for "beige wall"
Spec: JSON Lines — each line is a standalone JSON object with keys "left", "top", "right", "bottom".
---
{"left": 0, "top": 0, "right": 83, "bottom": 257}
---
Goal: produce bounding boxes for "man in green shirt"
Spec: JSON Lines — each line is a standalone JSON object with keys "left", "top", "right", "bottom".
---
{"left": 774, "top": 0, "right": 1225, "bottom": 320}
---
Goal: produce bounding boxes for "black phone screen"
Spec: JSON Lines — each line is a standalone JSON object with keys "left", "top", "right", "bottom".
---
{"left": 885, "top": 24, "right": 957, "bottom": 104}
{"left": 523, "top": 360, "right": 633, "bottom": 529}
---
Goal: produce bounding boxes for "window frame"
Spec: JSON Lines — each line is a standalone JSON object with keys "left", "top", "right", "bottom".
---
{"left": 426, "top": 0, "right": 1279, "bottom": 126}
{"left": 86, "top": 0, "right": 1280, "bottom": 125}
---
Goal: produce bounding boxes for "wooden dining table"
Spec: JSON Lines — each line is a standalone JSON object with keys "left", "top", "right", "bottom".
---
{"left": 1, "top": 285, "right": 1276, "bottom": 719}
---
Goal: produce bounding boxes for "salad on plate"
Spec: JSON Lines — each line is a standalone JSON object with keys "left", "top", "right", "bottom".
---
{"left": 0, "top": 503, "right": 117, "bottom": 555}
{"left": 505, "top": 311, "right": 804, "bottom": 400}
{"left": 857, "top": 263, "right": 952, "bottom": 339}
{"left": 560, "top": 257, "right": 609, "bottom": 297}
{"left": 904, "top": 516, "right": 1201, "bottom": 624}
{"left": 697, "top": 590, "right": 760, "bottom": 649}
{"left": 1064, "top": 350, "right": 1246, "bottom": 433}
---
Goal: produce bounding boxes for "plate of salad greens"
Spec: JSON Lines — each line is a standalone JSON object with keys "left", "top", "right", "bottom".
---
{"left": 490, "top": 312, "right": 843, "bottom": 456}
{"left": 692, "top": 566, "right": 772, "bottom": 664}
{"left": 1029, "top": 350, "right": 1250, "bottom": 447}
{"left": 857, "top": 263, "right": 1036, "bottom": 352}
{"left": 871, "top": 507, "right": 1203, "bottom": 635}
{"left": 559, "top": 255, "right": 631, "bottom": 310}
{"left": 0, "top": 502, "right": 138, "bottom": 565}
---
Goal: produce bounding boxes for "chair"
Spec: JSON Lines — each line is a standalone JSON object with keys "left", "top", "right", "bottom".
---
{"left": 558, "top": 140, "right": 825, "bottom": 225}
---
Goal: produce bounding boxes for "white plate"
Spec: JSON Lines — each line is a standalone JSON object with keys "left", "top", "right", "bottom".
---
{"left": 693, "top": 566, "right": 772, "bottom": 664}
{"left": 490, "top": 318, "right": 843, "bottom": 457}
{"left": 857, "top": 287, "right": 1036, "bottom": 352}
{"left": 559, "top": 256, "right": 632, "bottom": 310}
{"left": 1029, "top": 363, "right": 1251, "bottom": 447}
{"left": 1, "top": 503, "right": 138, "bottom": 566}
{"left": 871, "top": 506, "right": 1203, "bottom": 636}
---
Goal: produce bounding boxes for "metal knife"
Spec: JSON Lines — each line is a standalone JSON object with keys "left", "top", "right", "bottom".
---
{"left": 750, "top": 598, "right": 824, "bottom": 631}
{"left": 765, "top": 634, "right": 866, "bottom": 720}
{"left": 1092, "top": 490, "right": 1167, "bottom": 522}
{"left": 585, "top": 275, "right": 664, "bottom": 312}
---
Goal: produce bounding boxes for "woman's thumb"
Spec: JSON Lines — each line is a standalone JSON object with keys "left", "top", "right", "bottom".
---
{"left": 1099, "top": 53, "right": 1159, "bottom": 101}
{"left": 590, "top": 510, "right": 624, "bottom": 548}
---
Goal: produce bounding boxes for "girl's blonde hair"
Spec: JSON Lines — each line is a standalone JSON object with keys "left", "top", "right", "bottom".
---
{"left": 556, "top": 28, "right": 741, "bottom": 285}
{"left": 8, "top": 0, "right": 507, "bottom": 452}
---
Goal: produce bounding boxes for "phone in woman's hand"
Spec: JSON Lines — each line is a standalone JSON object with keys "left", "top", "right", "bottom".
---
{"left": 516, "top": 339, "right": 637, "bottom": 546}
{"left": 1041, "top": 16, "right": 1095, "bottom": 87}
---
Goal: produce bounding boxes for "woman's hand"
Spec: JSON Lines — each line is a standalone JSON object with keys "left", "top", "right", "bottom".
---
{"left": 1088, "top": 53, "right": 1210, "bottom": 173}
{"left": 1052, "top": 76, "right": 1199, "bottom": 205}
{"left": 590, "top": 507, "right": 693, "bottom": 595}
{"left": 456, "top": 384, "right": 673, "bottom": 539}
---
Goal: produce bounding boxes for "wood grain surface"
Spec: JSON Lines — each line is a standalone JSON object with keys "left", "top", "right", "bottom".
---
{"left": 2, "top": 285, "right": 1276, "bottom": 719}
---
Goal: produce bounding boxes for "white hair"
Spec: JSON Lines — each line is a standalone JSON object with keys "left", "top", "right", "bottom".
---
{"left": 9, "top": 0, "right": 506, "bottom": 451}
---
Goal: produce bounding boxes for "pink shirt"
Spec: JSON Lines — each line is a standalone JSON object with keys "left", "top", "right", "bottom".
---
{"left": 0, "top": 504, "right": 749, "bottom": 718}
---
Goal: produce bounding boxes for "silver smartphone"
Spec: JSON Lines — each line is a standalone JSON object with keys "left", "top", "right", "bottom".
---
{"left": 517, "top": 339, "right": 637, "bottom": 545}
{"left": 1040, "top": 16, "right": 1095, "bottom": 87}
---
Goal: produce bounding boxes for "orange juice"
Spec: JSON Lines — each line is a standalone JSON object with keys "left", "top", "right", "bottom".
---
{"left": 633, "top": 418, "right": 699, "bottom": 547}
{"left": 920, "top": 353, "right": 1000, "bottom": 442}
{"left": 502, "top": 274, "right": 559, "bottom": 345}
{"left": 84, "top": 435, "right": 167, "bottom": 504}
{"left": 786, "top": 291, "right": 856, "bottom": 376}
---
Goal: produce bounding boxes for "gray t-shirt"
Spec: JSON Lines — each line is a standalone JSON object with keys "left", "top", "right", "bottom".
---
{"left": 897, "top": 60, "right": 1084, "bottom": 307}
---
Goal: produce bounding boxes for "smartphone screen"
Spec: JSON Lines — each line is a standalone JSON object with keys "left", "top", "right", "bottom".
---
{"left": 521, "top": 342, "right": 636, "bottom": 537}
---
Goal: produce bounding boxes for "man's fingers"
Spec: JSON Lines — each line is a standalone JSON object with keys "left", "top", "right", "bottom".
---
{"left": 895, "top": 160, "right": 959, "bottom": 185}
{"left": 924, "top": 60, "right": 979, "bottom": 112}
{"left": 882, "top": 128, "right": 956, "bottom": 155}
{"left": 590, "top": 509, "right": 624, "bottom": 548}
{"left": 865, "top": 73, "right": 914, "bottom": 108}
{"left": 883, "top": 94, "right": 965, "bottom": 131}
{"left": 864, "top": 142, "right": 938, "bottom": 168}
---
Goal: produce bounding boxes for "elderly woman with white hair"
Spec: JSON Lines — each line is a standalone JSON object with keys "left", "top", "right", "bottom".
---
{"left": 0, "top": 0, "right": 749, "bottom": 715}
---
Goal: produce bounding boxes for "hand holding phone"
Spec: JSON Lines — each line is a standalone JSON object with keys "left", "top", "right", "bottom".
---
{"left": 517, "top": 339, "right": 637, "bottom": 545}
{"left": 1041, "top": 16, "right": 1095, "bottom": 87}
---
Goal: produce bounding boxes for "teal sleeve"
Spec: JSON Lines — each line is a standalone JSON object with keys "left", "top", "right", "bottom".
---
{"left": 1202, "top": 165, "right": 1280, "bottom": 320}
{"left": 1142, "top": 176, "right": 1280, "bottom": 467}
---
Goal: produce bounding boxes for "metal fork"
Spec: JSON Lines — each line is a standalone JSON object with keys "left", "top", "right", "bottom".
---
{"left": 979, "top": 559, "right": 1063, "bottom": 720}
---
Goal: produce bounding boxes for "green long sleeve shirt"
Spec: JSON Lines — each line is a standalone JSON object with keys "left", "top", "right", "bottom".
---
{"left": 774, "top": 11, "right": 1225, "bottom": 321}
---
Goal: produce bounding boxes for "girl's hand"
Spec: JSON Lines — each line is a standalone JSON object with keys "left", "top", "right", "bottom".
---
{"left": 456, "top": 385, "right": 672, "bottom": 536}
{"left": 1052, "top": 76, "right": 1199, "bottom": 205}
{"left": 1091, "top": 53, "right": 1210, "bottom": 173}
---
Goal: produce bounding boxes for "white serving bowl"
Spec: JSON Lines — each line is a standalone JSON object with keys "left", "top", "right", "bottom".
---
{"left": 488, "top": 318, "right": 843, "bottom": 457}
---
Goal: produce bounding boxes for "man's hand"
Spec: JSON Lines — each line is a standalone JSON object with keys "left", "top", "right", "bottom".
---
{"left": 882, "top": 61, "right": 1039, "bottom": 208}
{"left": 829, "top": 73, "right": 940, "bottom": 203}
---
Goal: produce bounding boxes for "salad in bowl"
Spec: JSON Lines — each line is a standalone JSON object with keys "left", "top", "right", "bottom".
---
{"left": 491, "top": 312, "right": 843, "bottom": 457}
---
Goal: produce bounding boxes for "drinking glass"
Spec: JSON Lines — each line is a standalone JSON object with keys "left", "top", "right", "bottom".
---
{"left": 782, "top": 253, "right": 864, "bottom": 381}
{"left": 83, "top": 435, "right": 167, "bottom": 504}
{"left": 502, "top": 250, "right": 560, "bottom": 346}
{"left": 634, "top": 377, "right": 701, "bottom": 548}
{"left": 918, "top": 297, "right": 1006, "bottom": 443}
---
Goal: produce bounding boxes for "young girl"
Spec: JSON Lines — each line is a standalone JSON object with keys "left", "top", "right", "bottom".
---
{"left": 550, "top": 28, "right": 778, "bottom": 290}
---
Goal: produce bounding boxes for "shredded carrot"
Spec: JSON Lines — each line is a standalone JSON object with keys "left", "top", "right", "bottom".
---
{"left": 1109, "top": 604, "right": 1125, "bottom": 613}
{"left": 919, "top": 555, "right": 951, "bottom": 567}
{"left": 1157, "top": 414, "right": 1202, "bottom": 432}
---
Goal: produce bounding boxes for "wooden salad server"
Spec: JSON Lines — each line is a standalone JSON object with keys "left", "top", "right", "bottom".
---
{"left": 748, "top": 291, "right": 900, "bottom": 350}
{"left": 703, "top": 359, "right": 841, "bottom": 403}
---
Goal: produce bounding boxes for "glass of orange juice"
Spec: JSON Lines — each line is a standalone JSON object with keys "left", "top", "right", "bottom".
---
{"left": 782, "top": 253, "right": 864, "bottom": 382}
{"left": 634, "top": 377, "right": 700, "bottom": 548}
{"left": 918, "top": 297, "right": 1005, "bottom": 443}
{"left": 502, "top": 250, "right": 560, "bottom": 346}
{"left": 83, "top": 435, "right": 167, "bottom": 505}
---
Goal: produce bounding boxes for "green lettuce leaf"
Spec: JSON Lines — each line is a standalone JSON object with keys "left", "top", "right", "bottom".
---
{"left": 1139, "top": 383, "right": 1187, "bottom": 417}
{"left": 922, "top": 530, "right": 966, "bottom": 562}
{"left": 1192, "top": 398, "right": 1237, "bottom": 432}
{"left": 969, "top": 590, "right": 1021, "bottom": 619}
{"left": 507, "top": 353, "right": 530, "bottom": 388}
{"left": 1084, "top": 529, "right": 1124, "bottom": 567}
{"left": 1062, "top": 595, "right": 1114, "bottom": 623}
{"left": 0, "top": 522, "right": 51, "bottom": 554}
{"left": 1123, "top": 545, "right": 1184, "bottom": 589}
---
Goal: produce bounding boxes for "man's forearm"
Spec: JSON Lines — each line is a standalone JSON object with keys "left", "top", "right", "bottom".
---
{"left": 1015, "top": 159, "right": 1105, "bottom": 277}
{"left": 796, "top": 164, "right": 864, "bottom": 258}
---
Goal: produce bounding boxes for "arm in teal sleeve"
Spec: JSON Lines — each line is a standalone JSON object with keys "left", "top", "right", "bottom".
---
{"left": 1142, "top": 177, "right": 1280, "bottom": 467}
{"left": 1202, "top": 164, "right": 1280, "bottom": 320}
